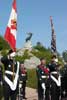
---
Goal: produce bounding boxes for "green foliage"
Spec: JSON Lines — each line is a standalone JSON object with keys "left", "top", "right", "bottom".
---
{"left": 15, "top": 55, "right": 24, "bottom": 62}
{"left": 1, "top": 50, "right": 7, "bottom": 56}
{"left": 15, "top": 50, "right": 31, "bottom": 62}
{"left": 32, "top": 45, "right": 52, "bottom": 64}
{"left": 23, "top": 50, "right": 31, "bottom": 60}
{"left": 26, "top": 69, "right": 37, "bottom": 89}
{"left": 34, "top": 44, "right": 47, "bottom": 52}
{"left": 0, "top": 35, "right": 10, "bottom": 51}
{"left": 58, "top": 56, "right": 64, "bottom": 67}
{"left": 62, "top": 50, "right": 67, "bottom": 62}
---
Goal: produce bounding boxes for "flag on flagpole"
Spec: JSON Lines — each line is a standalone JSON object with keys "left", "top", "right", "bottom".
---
{"left": 4, "top": 0, "right": 17, "bottom": 51}
{"left": 50, "top": 16, "right": 57, "bottom": 54}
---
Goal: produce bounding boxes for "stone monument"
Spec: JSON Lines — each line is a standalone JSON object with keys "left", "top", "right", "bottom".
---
{"left": 17, "top": 33, "right": 33, "bottom": 56}
{"left": 24, "top": 33, "right": 33, "bottom": 50}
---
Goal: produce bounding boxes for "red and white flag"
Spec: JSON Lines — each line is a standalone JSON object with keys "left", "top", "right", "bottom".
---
{"left": 4, "top": 0, "right": 17, "bottom": 51}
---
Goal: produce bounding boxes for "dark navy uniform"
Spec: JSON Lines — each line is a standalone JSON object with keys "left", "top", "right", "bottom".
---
{"left": 48, "top": 62, "right": 61, "bottom": 100}
{"left": 20, "top": 66, "right": 27, "bottom": 99}
{"left": 0, "top": 64, "right": 3, "bottom": 85}
{"left": 36, "top": 64, "right": 50, "bottom": 100}
{"left": 1, "top": 56, "right": 20, "bottom": 100}
{"left": 61, "top": 63, "right": 67, "bottom": 99}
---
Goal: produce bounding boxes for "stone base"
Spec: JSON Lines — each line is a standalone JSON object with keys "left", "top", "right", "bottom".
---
{"left": 24, "top": 41, "right": 32, "bottom": 50}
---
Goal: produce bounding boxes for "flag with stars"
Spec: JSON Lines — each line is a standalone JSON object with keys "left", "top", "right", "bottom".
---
{"left": 50, "top": 16, "right": 57, "bottom": 54}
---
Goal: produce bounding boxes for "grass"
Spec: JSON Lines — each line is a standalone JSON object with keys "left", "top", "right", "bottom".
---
{"left": 26, "top": 68, "right": 37, "bottom": 89}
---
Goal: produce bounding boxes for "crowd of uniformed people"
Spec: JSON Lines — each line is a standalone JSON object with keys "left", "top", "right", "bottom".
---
{"left": 0, "top": 49, "right": 67, "bottom": 100}
{"left": 36, "top": 56, "right": 67, "bottom": 100}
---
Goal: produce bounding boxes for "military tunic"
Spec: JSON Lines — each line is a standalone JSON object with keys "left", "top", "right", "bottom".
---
{"left": 1, "top": 56, "right": 20, "bottom": 100}
{"left": 36, "top": 64, "right": 50, "bottom": 100}
{"left": 48, "top": 63, "right": 61, "bottom": 100}
{"left": 61, "top": 64, "right": 67, "bottom": 99}
{"left": 20, "top": 67, "right": 27, "bottom": 99}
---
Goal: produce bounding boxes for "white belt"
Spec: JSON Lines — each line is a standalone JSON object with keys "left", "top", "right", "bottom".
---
{"left": 4, "top": 61, "right": 19, "bottom": 91}
{"left": 51, "top": 71, "right": 58, "bottom": 74}
{"left": 5, "top": 71, "right": 15, "bottom": 75}
{"left": 41, "top": 75, "right": 49, "bottom": 78}
{"left": 21, "top": 74, "right": 26, "bottom": 76}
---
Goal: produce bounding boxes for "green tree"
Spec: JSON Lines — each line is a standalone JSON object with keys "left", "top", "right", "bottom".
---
{"left": 0, "top": 35, "right": 10, "bottom": 51}
{"left": 15, "top": 50, "right": 31, "bottom": 62}
{"left": 62, "top": 50, "right": 67, "bottom": 62}
{"left": 32, "top": 44, "right": 52, "bottom": 63}
{"left": 0, "top": 35, "right": 10, "bottom": 55}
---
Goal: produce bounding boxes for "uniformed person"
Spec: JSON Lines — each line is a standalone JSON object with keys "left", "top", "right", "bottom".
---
{"left": 61, "top": 61, "right": 67, "bottom": 99}
{"left": 36, "top": 58, "right": 50, "bottom": 100}
{"left": 0, "top": 49, "right": 20, "bottom": 100}
{"left": 20, "top": 62, "right": 27, "bottom": 99}
{"left": 48, "top": 55, "right": 61, "bottom": 100}
{"left": 0, "top": 63, "right": 3, "bottom": 85}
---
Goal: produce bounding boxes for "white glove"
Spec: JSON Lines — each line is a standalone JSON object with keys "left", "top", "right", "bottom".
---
{"left": 41, "top": 83, "right": 45, "bottom": 90}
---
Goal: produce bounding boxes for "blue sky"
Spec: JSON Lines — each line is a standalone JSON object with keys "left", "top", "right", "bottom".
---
{"left": 0, "top": 0, "right": 67, "bottom": 54}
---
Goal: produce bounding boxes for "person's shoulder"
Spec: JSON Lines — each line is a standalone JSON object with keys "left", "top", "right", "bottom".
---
{"left": 47, "top": 63, "right": 51, "bottom": 67}
{"left": 37, "top": 64, "right": 41, "bottom": 68}
{"left": 1, "top": 56, "right": 8, "bottom": 63}
{"left": 36, "top": 65, "right": 40, "bottom": 70}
